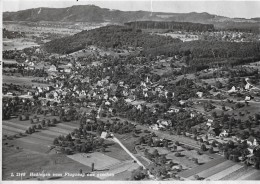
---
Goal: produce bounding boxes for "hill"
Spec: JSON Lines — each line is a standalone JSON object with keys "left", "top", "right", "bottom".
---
{"left": 4, "top": 5, "right": 260, "bottom": 31}
{"left": 43, "top": 25, "right": 181, "bottom": 54}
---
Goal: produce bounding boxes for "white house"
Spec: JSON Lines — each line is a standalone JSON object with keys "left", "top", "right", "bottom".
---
{"left": 220, "top": 130, "right": 229, "bottom": 137}
{"left": 64, "top": 68, "right": 72, "bottom": 73}
{"left": 228, "top": 86, "right": 237, "bottom": 93}
{"left": 245, "top": 83, "right": 251, "bottom": 90}
{"left": 179, "top": 100, "right": 186, "bottom": 105}
{"left": 196, "top": 92, "right": 203, "bottom": 98}
{"left": 150, "top": 124, "right": 159, "bottom": 131}
{"left": 48, "top": 65, "right": 57, "bottom": 72}
{"left": 245, "top": 96, "right": 251, "bottom": 101}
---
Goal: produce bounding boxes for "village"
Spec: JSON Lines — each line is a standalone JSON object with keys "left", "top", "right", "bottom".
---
{"left": 3, "top": 36, "right": 260, "bottom": 180}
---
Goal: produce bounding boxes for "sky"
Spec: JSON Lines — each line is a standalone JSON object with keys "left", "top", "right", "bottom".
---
{"left": 2, "top": 0, "right": 260, "bottom": 19}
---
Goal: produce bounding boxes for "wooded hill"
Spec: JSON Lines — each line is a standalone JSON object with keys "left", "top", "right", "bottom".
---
{"left": 43, "top": 25, "right": 181, "bottom": 54}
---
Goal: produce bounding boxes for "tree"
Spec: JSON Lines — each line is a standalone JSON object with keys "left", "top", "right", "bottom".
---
{"left": 199, "top": 138, "right": 204, "bottom": 143}
{"left": 194, "top": 158, "right": 199, "bottom": 164}
{"left": 37, "top": 124, "right": 42, "bottom": 129}
{"left": 209, "top": 146, "right": 214, "bottom": 154}
{"left": 47, "top": 119, "right": 51, "bottom": 126}
{"left": 175, "top": 152, "right": 181, "bottom": 157}
{"left": 194, "top": 175, "right": 200, "bottom": 180}
{"left": 53, "top": 138, "right": 59, "bottom": 145}
{"left": 201, "top": 144, "right": 207, "bottom": 151}
{"left": 152, "top": 149, "right": 159, "bottom": 157}
{"left": 211, "top": 140, "right": 217, "bottom": 147}
{"left": 173, "top": 145, "right": 177, "bottom": 151}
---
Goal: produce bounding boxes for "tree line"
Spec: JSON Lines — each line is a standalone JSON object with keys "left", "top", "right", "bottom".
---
{"left": 125, "top": 21, "right": 214, "bottom": 32}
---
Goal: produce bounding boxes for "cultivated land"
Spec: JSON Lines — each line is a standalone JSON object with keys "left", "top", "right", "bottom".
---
{"left": 2, "top": 6, "right": 260, "bottom": 181}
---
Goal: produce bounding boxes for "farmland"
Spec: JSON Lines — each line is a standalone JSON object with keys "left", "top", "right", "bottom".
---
{"left": 2, "top": 114, "right": 142, "bottom": 180}
{"left": 179, "top": 157, "right": 260, "bottom": 180}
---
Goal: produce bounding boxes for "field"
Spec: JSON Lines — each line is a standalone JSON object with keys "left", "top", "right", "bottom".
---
{"left": 2, "top": 146, "right": 96, "bottom": 180}
{"left": 2, "top": 117, "right": 76, "bottom": 153}
{"left": 156, "top": 32, "right": 199, "bottom": 42}
{"left": 3, "top": 75, "right": 50, "bottom": 87}
{"left": 179, "top": 157, "right": 260, "bottom": 180}
{"left": 3, "top": 38, "right": 39, "bottom": 51}
{"left": 67, "top": 152, "right": 121, "bottom": 170}
{"left": 2, "top": 115, "right": 141, "bottom": 180}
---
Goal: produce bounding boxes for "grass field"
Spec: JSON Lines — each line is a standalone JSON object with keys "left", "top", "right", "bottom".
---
{"left": 3, "top": 38, "right": 39, "bottom": 51}
{"left": 2, "top": 146, "right": 95, "bottom": 180}
{"left": 179, "top": 157, "right": 226, "bottom": 178}
{"left": 3, "top": 75, "right": 50, "bottom": 87}
{"left": 2, "top": 116, "right": 78, "bottom": 153}
{"left": 67, "top": 152, "right": 121, "bottom": 170}
{"left": 179, "top": 156, "right": 260, "bottom": 181}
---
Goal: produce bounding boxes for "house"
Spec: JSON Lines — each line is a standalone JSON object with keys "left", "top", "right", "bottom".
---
{"left": 219, "top": 130, "right": 229, "bottom": 137}
{"left": 208, "top": 119, "right": 213, "bottom": 123}
{"left": 179, "top": 100, "right": 186, "bottom": 106}
{"left": 245, "top": 83, "right": 251, "bottom": 90}
{"left": 48, "top": 65, "right": 57, "bottom": 72}
{"left": 149, "top": 124, "right": 159, "bottom": 131}
{"left": 64, "top": 68, "right": 72, "bottom": 73}
{"left": 206, "top": 122, "right": 212, "bottom": 127}
{"left": 100, "top": 132, "right": 109, "bottom": 139}
{"left": 247, "top": 136, "right": 259, "bottom": 147}
{"left": 67, "top": 62, "right": 73, "bottom": 67}
{"left": 196, "top": 92, "right": 203, "bottom": 98}
{"left": 228, "top": 86, "right": 237, "bottom": 93}
{"left": 137, "top": 104, "right": 142, "bottom": 111}
{"left": 245, "top": 96, "right": 251, "bottom": 101}
{"left": 168, "top": 107, "right": 180, "bottom": 113}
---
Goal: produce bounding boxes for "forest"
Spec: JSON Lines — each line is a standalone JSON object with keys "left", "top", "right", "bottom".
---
{"left": 144, "top": 40, "right": 260, "bottom": 68}
{"left": 125, "top": 21, "right": 214, "bottom": 32}
{"left": 44, "top": 25, "right": 181, "bottom": 54}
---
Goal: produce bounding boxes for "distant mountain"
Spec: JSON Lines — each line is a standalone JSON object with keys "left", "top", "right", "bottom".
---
{"left": 4, "top": 5, "right": 260, "bottom": 32}
{"left": 3, "top": 5, "right": 258, "bottom": 23}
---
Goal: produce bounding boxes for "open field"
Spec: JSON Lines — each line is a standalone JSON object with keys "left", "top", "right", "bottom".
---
{"left": 179, "top": 157, "right": 226, "bottom": 178}
{"left": 67, "top": 152, "right": 121, "bottom": 170}
{"left": 2, "top": 146, "right": 97, "bottom": 180}
{"left": 3, "top": 38, "right": 39, "bottom": 51}
{"left": 94, "top": 160, "right": 139, "bottom": 179}
{"left": 179, "top": 156, "right": 260, "bottom": 180}
{"left": 3, "top": 75, "right": 50, "bottom": 87}
{"left": 103, "top": 142, "right": 132, "bottom": 161}
{"left": 2, "top": 116, "right": 78, "bottom": 153}
{"left": 156, "top": 32, "right": 199, "bottom": 42}
{"left": 2, "top": 115, "right": 140, "bottom": 180}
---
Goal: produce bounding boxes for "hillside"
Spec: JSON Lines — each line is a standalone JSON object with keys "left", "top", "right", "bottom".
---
{"left": 43, "top": 25, "right": 181, "bottom": 54}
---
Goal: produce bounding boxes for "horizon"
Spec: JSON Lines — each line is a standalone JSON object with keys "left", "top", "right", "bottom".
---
{"left": 3, "top": 0, "right": 260, "bottom": 19}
